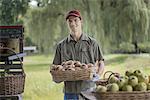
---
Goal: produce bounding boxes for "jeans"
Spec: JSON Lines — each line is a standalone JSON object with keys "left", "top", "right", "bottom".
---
{"left": 64, "top": 93, "right": 79, "bottom": 100}
{"left": 63, "top": 73, "right": 99, "bottom": 100}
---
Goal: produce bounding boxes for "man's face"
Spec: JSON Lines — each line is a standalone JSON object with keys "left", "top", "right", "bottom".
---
{"left": 67, "top": 16, "right": 82, "bottom": 35}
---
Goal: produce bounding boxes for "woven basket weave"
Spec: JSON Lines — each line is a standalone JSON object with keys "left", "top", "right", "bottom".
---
{"left": 95, "top": 91, "right": 150, "bottom": 100}
{"left": 51, "top": 69, "right": 94, "bottom": 81}
{"left": 0, "top": 73, "right": 25, "bottom": 95}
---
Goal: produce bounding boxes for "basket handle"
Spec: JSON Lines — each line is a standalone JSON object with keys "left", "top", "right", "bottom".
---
{"left": 103, "top": 71, "right": 120, "bottom": 82}
{"left": 0, "top": 47, "right": 24, "bottom": 72}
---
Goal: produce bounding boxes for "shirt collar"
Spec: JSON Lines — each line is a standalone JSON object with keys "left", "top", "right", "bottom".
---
{"left": 67, "top": 33, "right": 89, "bottom": 42}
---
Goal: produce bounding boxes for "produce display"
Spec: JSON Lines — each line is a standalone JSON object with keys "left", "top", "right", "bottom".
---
{"left": 96, "top": 70, "right": 150, "bottom": 93}
{"left": 50, "top": 60, "right": 95, "bottom": 71}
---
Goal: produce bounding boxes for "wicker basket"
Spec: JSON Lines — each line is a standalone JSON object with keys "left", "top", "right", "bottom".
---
{"left": 95, "top": 91, "right": 150, "bottom": 100}
{"left": 95, "top": 71, "right": 120, "bottom": 86}
{"left": 0, "top": 73, "right": 25, "bottom": 95}
{"left": 0, "top": 47, "right": 26, "bottom": 96}
{"left": 51, "top": 68, "right": 94, "bottom": 82}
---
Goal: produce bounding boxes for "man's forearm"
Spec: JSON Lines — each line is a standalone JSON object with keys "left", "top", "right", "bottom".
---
{"left": 97, "top": 60, "right": 105, "bottom": 76}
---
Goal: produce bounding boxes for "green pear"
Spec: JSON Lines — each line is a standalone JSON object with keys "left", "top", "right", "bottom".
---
{"left": 122, "top": 85, "right": 133, "bottom": 92}
{"left": 96, "top": 85, "right": 102, "bottom": 92}
{"left": 147, "top": 83, "right": 150, "bottom": 90}
{"left": 96, "top": 85, "right": 107, "bottom": 93}
{"left": 133, "top": 70, "right": 143, "bottom": 77}
{"left": 134, "top": 82, "right": 147, "bottom": 91}
{"left": 107, "top": 83, "right": 119, "bottom": 92}
{"left": 144, "top": 75, "right": 149, "bottom": 84}
{"left": 108, "top": 76, "right": 119, "bottom": 83}
{"left": 138, "top": 74, "right": 149, "bottom": 84}
{"left": 106, "top": 84, "right": 111, "bottom": 90}
{"left": 117, "top": 78, "right": 126, "bottom": 89}
{"left": 121, "top": 76, "right": 129, "bottom": 84}
{"left": 125, "top": 70, "right": 133, "bottom": 77}
{"left": 128, "top": 75, "right": 138, "bottom": 87}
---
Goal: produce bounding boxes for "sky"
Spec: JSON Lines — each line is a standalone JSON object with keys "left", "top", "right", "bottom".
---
{"left": 29, "top": 0, "right": 38, "bottom": 7}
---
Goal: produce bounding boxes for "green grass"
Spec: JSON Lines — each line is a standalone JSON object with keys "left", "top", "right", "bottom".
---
{"left": 23, "top": 54, "right": 150, "bottom": 100}
{"left": 23, "top": 55, "right": 63, "bottom": 100}
{"left": 104, "top": 54, "right": 150, "bottom": 75}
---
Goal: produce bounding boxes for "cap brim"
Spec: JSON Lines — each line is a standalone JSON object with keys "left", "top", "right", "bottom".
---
{"left": 66, "top": 13, "right": 81, "bottom": 20}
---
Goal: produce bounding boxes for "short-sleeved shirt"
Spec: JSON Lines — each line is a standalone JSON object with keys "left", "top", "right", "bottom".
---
{"left": 53, "top": 33, "right": 104, "bottom": 94}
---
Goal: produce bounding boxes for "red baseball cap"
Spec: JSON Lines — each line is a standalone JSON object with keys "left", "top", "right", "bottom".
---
{"left": 66, "top": 10, "right": 82, "bottom": 20}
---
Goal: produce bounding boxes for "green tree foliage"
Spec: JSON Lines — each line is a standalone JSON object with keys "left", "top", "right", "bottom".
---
{"left": 24, "top": 0, "right": 150, "bottom": 54}
{"left": 0, "top": 0, "right": 29, "bottom": 25}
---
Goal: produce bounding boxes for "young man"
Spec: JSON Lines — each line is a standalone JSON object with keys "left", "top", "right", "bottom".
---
{"left": 52, "top": 10, "right": 104, "bottom": 100}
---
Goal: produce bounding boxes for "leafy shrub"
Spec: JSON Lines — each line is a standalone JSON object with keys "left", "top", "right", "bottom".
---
{"left": 138, "top": 42, "right": 150, "bottom": 53}
{"left": 118, "top": 42, "right": 135, "bottom": 53}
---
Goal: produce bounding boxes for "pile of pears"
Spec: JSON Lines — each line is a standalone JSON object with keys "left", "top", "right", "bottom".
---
{"left": 96, "top": 70, "right": 150, "bottom": 93}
